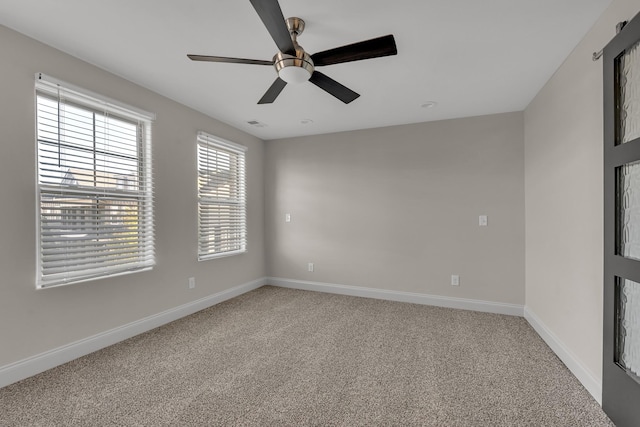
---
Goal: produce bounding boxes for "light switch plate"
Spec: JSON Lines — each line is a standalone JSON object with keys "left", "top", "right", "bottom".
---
{"left": 451, "top": 275, "right": 460, "bottom": 286}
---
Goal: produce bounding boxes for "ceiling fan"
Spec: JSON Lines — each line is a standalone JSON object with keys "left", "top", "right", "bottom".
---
{"left": 187, "top": 0, "right": 397, "bottom": 104}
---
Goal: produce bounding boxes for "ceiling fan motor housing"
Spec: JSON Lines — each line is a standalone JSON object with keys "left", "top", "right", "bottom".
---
{"left": 274, "top": 49, "right": 314, "bottom": 83}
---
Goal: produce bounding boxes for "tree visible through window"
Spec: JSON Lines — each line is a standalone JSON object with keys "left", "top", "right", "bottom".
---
{"left": 35, "top": 74, "right": 155, "bottom": 288}
{"left": 197, "top": 132, "right": 247, "bottom": 260}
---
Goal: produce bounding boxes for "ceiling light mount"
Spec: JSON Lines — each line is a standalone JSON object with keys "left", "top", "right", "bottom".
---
{"left": 286, "top": 17, "right": 305, "bottom": 36}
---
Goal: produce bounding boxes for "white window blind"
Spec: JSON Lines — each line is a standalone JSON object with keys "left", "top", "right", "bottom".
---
{"left": 197, "top": 132, "right": 247, "bottom": 260}
{"left": 35, "top": 73, "right": 155, "bottom": 288}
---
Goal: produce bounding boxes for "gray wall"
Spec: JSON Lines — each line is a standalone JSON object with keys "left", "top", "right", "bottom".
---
{"left": 524, "top": 0, "right": 640, "bottom": 392}
{"left": 0, "top": 25, "right": 265, "bottom": 367}
{"left": 265, "top": 113, "right": 525, "bottom": 304}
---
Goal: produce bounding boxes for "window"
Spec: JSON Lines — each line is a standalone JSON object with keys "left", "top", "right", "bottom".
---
{"left": 197, "top": 131, "right": 247, "bottom": 260}
{"left": 35, "top": 73, "right": 155, "bottom": 288}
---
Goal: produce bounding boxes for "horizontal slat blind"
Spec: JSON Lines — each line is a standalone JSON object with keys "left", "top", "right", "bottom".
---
{"left": 197, "top": 132, "right": 247, "bottom": 260}
{"left": 35, "top": 74, "right": 155, "bottom": 288}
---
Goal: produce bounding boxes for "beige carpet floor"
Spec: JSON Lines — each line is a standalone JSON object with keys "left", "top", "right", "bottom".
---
{"left": 0, "top": 285, "right": 614, "bottom": 426}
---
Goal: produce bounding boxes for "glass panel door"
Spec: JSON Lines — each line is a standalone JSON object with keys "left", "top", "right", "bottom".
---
{"left": 604, "top": 11, "right": 640, "bottom": 427}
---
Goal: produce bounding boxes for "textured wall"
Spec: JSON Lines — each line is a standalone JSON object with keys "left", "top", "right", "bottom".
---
{"left": 0, "top": 25, "right": 265, "bottom": 367}
{"left": 265, "top": 113, "right": 525, "bottom": 304}
{"left": 524, "top": 0, "right": 640, "bottom": 392}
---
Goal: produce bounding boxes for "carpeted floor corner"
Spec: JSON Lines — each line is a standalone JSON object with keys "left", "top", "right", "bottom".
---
{"left": 0, "top": 285, "right": 614, "bottom": 426}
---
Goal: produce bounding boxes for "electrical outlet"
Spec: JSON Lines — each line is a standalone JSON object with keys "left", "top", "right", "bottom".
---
{"left": 479, "top": 215, "right": 488, "bottom": 226}
{"left": 285, "top": 213, "right": 291, "bottom": 223}
{"left": 188, "top": 277, "right": 195, "bottom": 289}
{"left": 451, "top": 275, "right": 460, "bottom": 286}
{"left": 308, "top": 262, "right": 314, "bottom": 272}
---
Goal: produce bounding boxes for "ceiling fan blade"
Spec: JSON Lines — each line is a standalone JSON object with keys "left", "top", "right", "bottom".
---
{"left": 249, "top": 0, "right": 296, "bottom": 55}
{"left": 258, "top": 77, "right": 287, "bottom": 104}
{"left": 311, "top": 34, "right": 397, "bottom": 66}
{"left": 187, "top": 54, "right": 273, "bottom": 66}
{"left": 309, "top": 71, "right": 360, "bottom": 104}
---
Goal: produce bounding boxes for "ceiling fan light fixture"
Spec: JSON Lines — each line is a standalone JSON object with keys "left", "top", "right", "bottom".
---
{"left": 278, "top": 65, "right": 312, "bottom": 83}
{"left": 274, "top": 50, "right": 314, "bottom": 84}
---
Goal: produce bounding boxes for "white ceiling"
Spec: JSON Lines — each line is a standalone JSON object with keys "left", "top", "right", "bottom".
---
{"left": 0, "top": 0, "right": 610, "bottom": 140}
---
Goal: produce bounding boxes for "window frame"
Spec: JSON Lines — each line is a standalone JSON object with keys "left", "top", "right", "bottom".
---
{"left": 34, "top": 73, "right": 155, "bottom": 289}
{"left": 196, "top": 131, "right": 247, "bottom": 261}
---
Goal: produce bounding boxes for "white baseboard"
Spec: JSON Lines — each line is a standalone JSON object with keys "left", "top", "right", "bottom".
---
{"left": 0, "top": 277, "right": 266, "bottom": 389}
{"left": 524, "top": 306, "right": 602, "bottom": 404}
{"left": 267, "top": 277, "right": 524, "bottom": 316}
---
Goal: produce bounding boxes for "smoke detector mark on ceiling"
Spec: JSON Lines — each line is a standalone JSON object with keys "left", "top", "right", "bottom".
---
{"left": 247, "top": 120, "right": 267, "bottom": 127}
